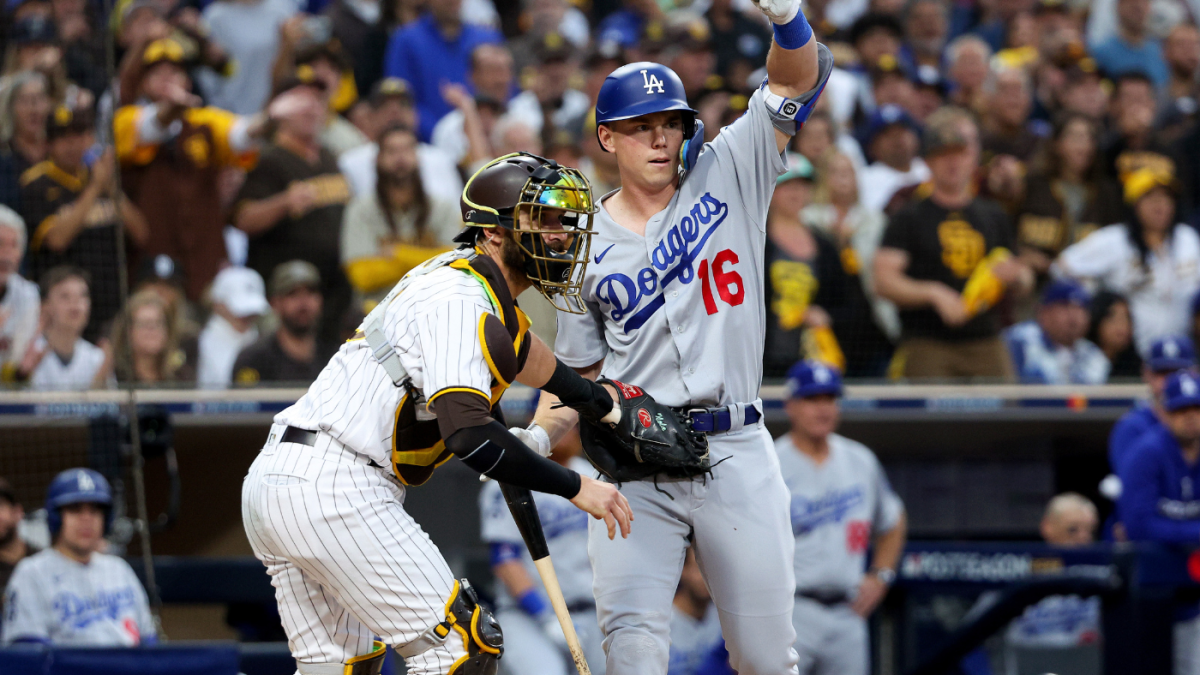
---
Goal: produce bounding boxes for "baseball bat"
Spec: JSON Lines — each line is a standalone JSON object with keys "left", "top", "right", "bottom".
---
{"left": 499, "top": 483, "right": 593, "bottom": 675}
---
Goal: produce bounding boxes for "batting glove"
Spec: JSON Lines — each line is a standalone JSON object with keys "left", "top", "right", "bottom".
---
{"left": 751, "top": 0, "right": 801, "bottom": 25}
{"left": 510, "top": 424, "right": 552, "bottom": 458}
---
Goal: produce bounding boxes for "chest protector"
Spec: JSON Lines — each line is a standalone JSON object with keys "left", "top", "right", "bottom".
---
{"left": 360, "top": 247, "right": 531, "bottom": 485}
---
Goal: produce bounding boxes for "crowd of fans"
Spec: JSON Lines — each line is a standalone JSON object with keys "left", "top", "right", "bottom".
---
{"left": 2, "top": 0, "right": 1200, "bottom": 389}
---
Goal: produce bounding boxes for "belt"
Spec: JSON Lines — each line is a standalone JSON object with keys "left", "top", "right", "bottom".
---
{"left": 279, "top": 426, "right": 384, "bottom": 469}
{"left": 796, "top": 589, "right": 851, "bottom": 607}
{"left": 281, "top": 426, "right": 318, "bottom": 446}
{"left": 686, "top": 405, "right": 761, "bottom": 434}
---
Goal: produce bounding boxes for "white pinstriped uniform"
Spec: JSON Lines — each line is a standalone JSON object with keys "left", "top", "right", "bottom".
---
{"left": 242, "top": 260, "right": 504, "bottom": 673}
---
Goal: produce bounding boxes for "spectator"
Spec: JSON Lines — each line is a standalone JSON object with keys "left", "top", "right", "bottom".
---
{"left": 108, "top": 288, "right": 192, "bottom": 385}
{"left": 321, "top": 0, "right": 388, "bottom": 94}
{"left": 49, "top": 0, "right": 107, "bottom": 97}
{"left": 1119, "top": 369, "right": 1200, "bottom": 672}
{"left": 477, "top": 428, "right": 604, "bottom": 675}
{"left": 776, "top": 360, "right": 907, "bottom": 675}
{"left": 1015, "top": 114, "right": 1123, "bottom": 280}
{"left": 1058, "top": 57, "right": 1112, "bottom": 122}
{"left": 875, "top": 107, "right": 1033, "bottom": 380}
{"left": 1005, "top": 280, "right": 1110, "bottom": 384}
{"left": 197, "top": 0, "right": 296, "bottom": 114}
{"left": 114, "top": 38, "right": 290, "bottom": 302}
{"left": 0, "top": 71, "right": 53, "bottom": 210}
{"left": 340, "top": 125, "right": 458, "bottom": 307}
{"left": 1160, "top": 23, "right": 1200, "bottom": 139}
{"left": 505, "top": 0, "right": 590, "bottom": 69}
{"left": 507, "top": 32, "right": 590, "bottom": 144}
{"left": 706, "top": 0, "right": 771, "bottom": 90}
{"left": 0, "top": 477, "right": 33, "bottom": 599}
{"left": 764, "top": 154, "right": 849, "bottom": 377}
{"left": 232, "top": 261, "right": 333, "bottom": 386}
{"left": 668, "top": 548, "right": 725, "bottom": 675}
{"left": 868, "top": 55, "right": 917, "bottom": 118}
{"left": 131, "top": 253, "right": 201, "bottom": 374}
{"left": 0, "top": 206, "right": 39, "bottom": 382}
{"left": 902, "top": 0, "right": 950, "bottom": 73}
{"left": 856, "top": 105, "right": 928, "bottom": 214}
{"left": 25, "top": 266, "right": 110, "bottom": 390}
{"left": 289, "top": 40, "right": 369, "bottom": 157}
{"left": 1103, "top": 72, "right": 1176, "bottom": 181}
{"left": 196, "top": 266, "right": 268, "bottom": 389}
{"left": 595, "top": 0, "right": 662, "bottom": 51}
{"left": 382, "top": 0, "right": 503, "bottom": 141}
{"left": 1055, "top": 168, "right": 1200, "bottom": 355}
{"left": 945, "top": 35, "right": 991, "bottom": 115}
{"left": 1, "top": 469, "right": 155, "bottom": 646}
{"left": 3, "top": 16, "right": 85, "bottom": 108}
{"left": 430, "top": 44, "right": 514, "bottom": 169}
{"left": 1109, "top": 335, "right": 1194, "bottom": 476}
{"left": 981, "top": 67, "right": 1047, "bottom": 165}
{"left": 234, "top": 75, "right": 353, "bottom": 347}
{"left": 338, "top": 78, "right": 463, "bottom": 204}
{"left": 1091, "top": 0, "right": 1169, "bottom": 88}
{"left": 847, "top": 13, "right": 906, "bottom": 116}
{"left": 491, "top": 114, "right": 543, "bottom": 157}
{"left": 20, "top": 105, "right": 148, "bottom": 342}
{"left": 1089, "top": 291, "right": 1141, "bottom": 379}
{"left": 804, "top": 152, "right": 897, "bottom": 375}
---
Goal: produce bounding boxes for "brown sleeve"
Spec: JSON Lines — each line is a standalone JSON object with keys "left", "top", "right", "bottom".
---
{"left": 434, "top": 389, "right": 495, "bottom": 439}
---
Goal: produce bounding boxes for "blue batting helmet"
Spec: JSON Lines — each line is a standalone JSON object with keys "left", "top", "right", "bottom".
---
{"left": 45, "top": 468, "right": 113, "bottom": 536}
{"left": 594, "top": 62, "right": 705, "bottom": 169}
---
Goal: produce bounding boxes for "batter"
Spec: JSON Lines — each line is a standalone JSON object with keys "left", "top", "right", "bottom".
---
{"left": 526, "top": 3, "right": 833, "bottom": 671}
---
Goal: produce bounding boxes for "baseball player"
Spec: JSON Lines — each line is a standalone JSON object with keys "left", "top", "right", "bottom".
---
{"left": 2, "top": 469, "right": 156, "bottom": 647}
{"left": 478, "top": 429, "right": 605, "bottom": 675}
{"left": 522, "top": 4, "right": 834, "bottom": 672}
{"left": 242, "top": 152, "right": 643, "bottom": 675}
{"left": 775, "top": 361, "right": 906, "bottom": 675}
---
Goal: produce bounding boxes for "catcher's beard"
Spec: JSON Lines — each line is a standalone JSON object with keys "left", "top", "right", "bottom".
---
{"left": 498, "top": 229, "right": 527, "bottom": 272}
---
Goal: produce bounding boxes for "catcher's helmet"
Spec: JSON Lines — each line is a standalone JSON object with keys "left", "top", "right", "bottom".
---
{"left": 46, "top": 468, "right": 113, "bottom": 536}
{"left": 594, "top": 62, "right": 705, "bottom": 170}
{"left": 457, "top": 152, "right": 597, "bottom": 313}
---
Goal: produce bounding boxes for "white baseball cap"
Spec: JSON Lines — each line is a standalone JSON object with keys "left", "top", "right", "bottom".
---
{"left": 210, "top": 267, "right": 269, "bottom": 318}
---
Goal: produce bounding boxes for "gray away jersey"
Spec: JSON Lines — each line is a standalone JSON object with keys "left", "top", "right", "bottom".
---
{"left": 479, "top": 457, "right": 594, "bottom": 610}
{"left": 555, "top": 87, "right": 787, "bottom": 408}
{"left": 2, "top": 549, "right": 155, "bottom": 646}
{"left": 775, "top": 433, "right": 904, "bottom": 593}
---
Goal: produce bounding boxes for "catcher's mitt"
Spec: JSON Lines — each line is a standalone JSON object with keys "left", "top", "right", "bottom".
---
{"left": 561, "top": 379, "right": 711, "bottom": 482}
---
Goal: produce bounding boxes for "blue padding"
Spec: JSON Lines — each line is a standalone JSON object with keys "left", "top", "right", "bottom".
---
{"left": 0, "top": 646, "right": 241, "bottom": 675}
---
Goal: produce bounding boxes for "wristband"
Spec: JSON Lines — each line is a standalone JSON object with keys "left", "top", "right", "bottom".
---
{"left": 772, "top": 9, "right": 813, "bottom": 50}
{"left": 517, "top": 588, "right": 550, "bottom": 617}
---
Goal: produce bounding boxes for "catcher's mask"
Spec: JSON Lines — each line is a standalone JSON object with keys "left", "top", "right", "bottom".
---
{"left": 457, "top": 153, "right": 597, "bottom": 313}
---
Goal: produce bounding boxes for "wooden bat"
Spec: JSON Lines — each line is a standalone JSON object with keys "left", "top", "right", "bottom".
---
{"left": 499, "top": 483, "right": 592, "bottom": 675}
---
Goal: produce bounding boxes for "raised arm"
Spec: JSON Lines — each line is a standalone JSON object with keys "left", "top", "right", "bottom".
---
{"left": 753, "top": 0, "right": 823, "bottom": 151}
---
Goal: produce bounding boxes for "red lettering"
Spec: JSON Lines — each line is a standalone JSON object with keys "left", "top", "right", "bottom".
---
{"left": 712, "top": 250, "right": 744, "bottom": 306}
{"left": 697, "top": 259, "right": 718, "bottom": 315}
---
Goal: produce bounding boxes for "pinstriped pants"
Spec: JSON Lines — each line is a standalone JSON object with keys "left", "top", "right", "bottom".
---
{"left": 242, "top": 424, "right": 468, "bottom": 673}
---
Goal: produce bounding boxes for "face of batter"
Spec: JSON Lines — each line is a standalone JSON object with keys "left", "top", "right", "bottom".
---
{"left": 597, "top": 111, "right": 684, "bottom": 193}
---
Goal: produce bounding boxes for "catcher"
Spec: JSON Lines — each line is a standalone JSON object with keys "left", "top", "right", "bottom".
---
{"left": 241, "top": 153, "right": 694, "bottom": 675}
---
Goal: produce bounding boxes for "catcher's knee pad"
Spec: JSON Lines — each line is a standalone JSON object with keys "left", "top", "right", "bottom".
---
{"left": 296, "top": 641, "right": 386, "bottom": 675}
{"left": 398, "top": 579, "right": 503, "bottom": 674}
{"left": 444, "top": 579, "right": 503, "bottom": 675}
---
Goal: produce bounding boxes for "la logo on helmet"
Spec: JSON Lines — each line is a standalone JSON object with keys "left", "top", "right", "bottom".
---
{"left": 641, "top": 70, "right": 665, "bottom": 94}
